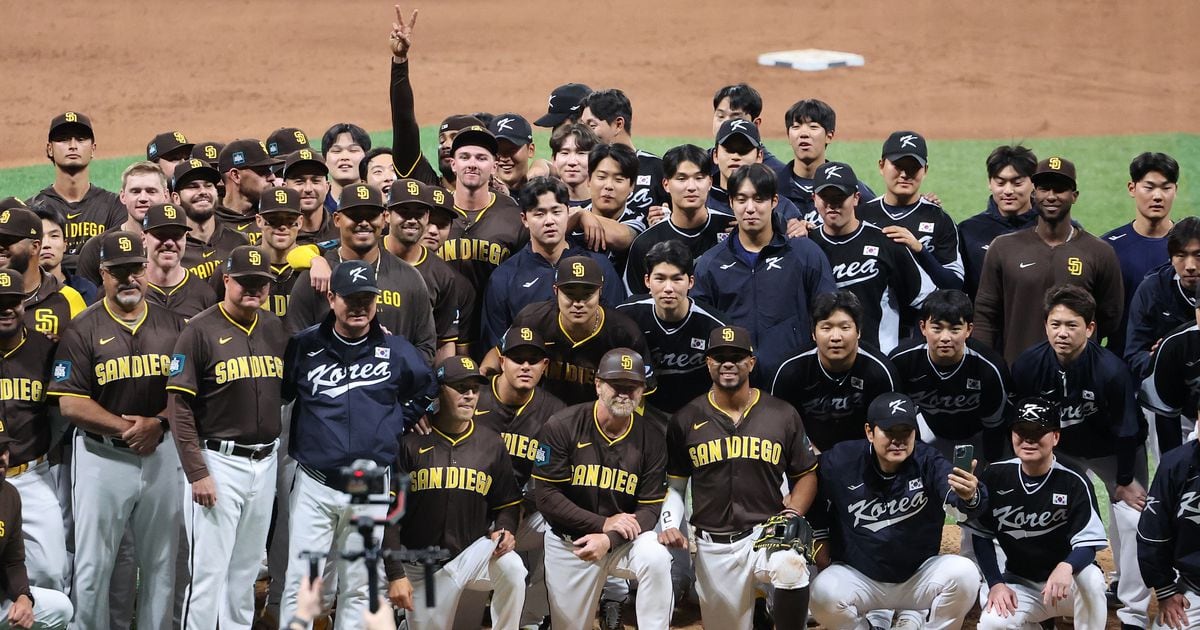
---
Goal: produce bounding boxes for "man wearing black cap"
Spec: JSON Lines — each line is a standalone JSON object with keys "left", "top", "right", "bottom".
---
{"left": 707, "top": 118, "right": 805, "bottom": 226}
{"left": 281, "top": 148, "right": 339, "bottom": 246}
{"left": 533, "top": 347, "right": 672, "bottom": 630}
{"left": 146, "top": 131, "right": 195, "bottom": 181}
{"left": 27, "top": 111, "right": 126, "bottom": 275}
{"left": 191, "top": 141, "right": 224, "bottom": 168}
{"left": 975, "top": 156, "right": 1124, "bottom": 364}
{"left": 166, "top": 244, "right": 288, "bottom": 629}
{"left": 857, "top": 131, "right": 965, "bottom": 290}
{"left": 807, "top": 160, "right": 935, "bottom": 353}
{"left": 266, "top": 127, "right": 311, "bottom": 165}
{"left": 807, "top": 392, "right": 984, "bottom": 630}
{"left": 382, "top": 355, "right": 527, "bottom": 629}
{"left": 279, "top": 259, "right": 436, "bottom": 629}
{"left": 535, "top": 83, "right": 593, "bottom": 132}
{"left": 48, "top": 230, "right": 187, "bottom": 629}
{"left": 709, "top": 84, "right": 786, "bottom": 173}
{"left": 247, "top": 188, "right": 305, "bottom": 317}
{"left": 216, "top": 139, "right": 281, "bottom": 246}
{"left": 966, "top": 397, "right": 1109, "bottom": 629}
{"left": 172, "top": 158, "right": 252, "bottom": 280}
{"left": 490, "top": 113, "right": 553, "bottom": 197}
{"left": 0, "top": 206, "right": 86, "bottom": 340}
{"left": 139, "top": 203, "right": 218, "bottom": 320}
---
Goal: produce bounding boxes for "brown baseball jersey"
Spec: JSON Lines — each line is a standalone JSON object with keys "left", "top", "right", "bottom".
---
{"left": 474, "top": 375, "right": 567, "bottom": 488}
{"left": 48, "top": 300, "right": 184, "bottom": 419}
{"left": 0, "top": 329, "right": 57, "bottom": 465}
{"left": 286, "top": 248, "right": 437, "bottom": 361}
{"left": 215, "top": 206, "right": 262, "bottom": 246}
{"left": 23, "top": 271, "right": 86, "bottom": 339}
{"left": 509, "top": 301, "right": 654, "bottom": 406}
{"left": 403, "top": 243, "right": 476, "bottom": 347}
{"left": 0, "top": 482, "right": 33, "bottom": 603}
{"left": 296, "top": 212, "right": 340, "bottom": 247}
{"left": 436, "top": 193, "right": 528, "bottom": 331}
{"left": 381, "top": 422, "right": 522, "bottom": 579}
{"left": 26, "top": 184, "right": 126, "bottom": 267}
{"left": 146, "top": 273, "right": 218, "bottom": 320}
{"left": 165, "top": 304, "right": 288, "bottom": 482}
{"left": 531, "top": 402, "right": 667, "bottom": 543}
{"left": 667, "top": 389, "right": 818, "bottom": 533}
{"left": 183, "top": 225, "right": 250, "bottom": 281}
{"left": 207, "top": 262, "right": 300, "bottom": 319}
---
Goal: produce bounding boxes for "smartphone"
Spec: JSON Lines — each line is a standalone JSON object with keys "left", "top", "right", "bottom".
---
{"left": 953, "top": 444, "right": 974, "bottom": 472}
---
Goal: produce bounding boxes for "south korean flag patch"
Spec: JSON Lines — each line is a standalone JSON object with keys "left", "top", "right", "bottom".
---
{"left": 863, "top": 245, "right": 879, "bottom": 257}
{"left": 1053, "top": 493, "right": 1068, "bottom": 506}
{"left": 690, "top": 338, "right": 706, "bottom": 350}
{"left": 375, "top": 347, "right": 391, "bottom": 360}
{"left": 908, "top": 478, "right": 924, "bottom": 492}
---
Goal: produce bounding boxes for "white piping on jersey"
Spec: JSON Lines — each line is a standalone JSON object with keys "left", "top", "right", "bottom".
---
{"left": 1142, "top": 323, "right": 1200, "bottom": 416}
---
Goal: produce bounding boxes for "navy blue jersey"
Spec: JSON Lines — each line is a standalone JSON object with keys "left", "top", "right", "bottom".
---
{"left": 706, "top": 186, "right": 803, "bottom": 226}
{"left": 623, "top": 210, "right": 733, "bottom": 295}
{"left": 1140, "top": 323, "right": 1200, "bottom": 423}
{"left": 808, "top": 440, "right": 985, "bottom": 583}
{"left": 889, "top": 337, "right": 1011, "bottom": 441}
{"left": 770, "top": 346, "right": 898, "bottom": 452}
{"left": 628, "top": 149, "right": 669, "bottom": 226}
{"left": 776, "top": 161, "right": 876, "bottom": 227}
{"left": 857, "top": 196, "right": 964, "bottom": 286}
{"left": 1102, "top": 222, "right": 1169, "bottom": 358}
{"left": 1137, "top": 440, "right": 1200, "bottom": 600}
{"left": 808, "top": 222, "right": 936, "bottom": 353}
{"left": 956, "top": 198, "right": 1036, "bottom": 299}
{"left": 1125, "top": 264, "right": 1196, "bottom": 379}
{"left": 615, "top": 297, "right": 728, "bottom": 413}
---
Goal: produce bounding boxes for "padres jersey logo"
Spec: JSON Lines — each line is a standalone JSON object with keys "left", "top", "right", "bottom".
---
{"left": 411, "top": 466, "right": 493, "bottom": 496}
{"left": 1048, "top": 157, "right": 1062, "bottom": 170}
{"left": 1067, "top": 257, "right": 1082, "bottom": 276}
{"left": 503, "top": 432, "right": 540, "bottom": 461}
{"left": 0, "top": 377, "right": 45, "bottom": 402}
{"left": 34, "top": 308, "right": 59, "bottom": 336}
{"left": 570, "top": 464, "right": 638, "bottom": 495}
{"left": 689, "top": 436, "right": 783, "bottom": 467}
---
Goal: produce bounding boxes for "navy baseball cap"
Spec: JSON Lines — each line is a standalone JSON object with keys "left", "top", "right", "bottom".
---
{"left": 147, "top": 131, "right": 193, "bottom": 162}
{"left": 330, "top": 260, "right": 381, "bottom": 297}
{"left": 534, "top": 83, "right": 592, "bottom": 128}
{"left": 868, "top": 392, "right": 919, "bottom": 430}
{"left": 813, "top": 161, "right": 859, "bottom": 196}
{"left": 1012, "top": 397, "right": 1060, "bottom": 431}
{"left": 882, "top": 131, "right": 928, "bottom": 167}
{"left": 716, "top": 119, "right": 762, "bottom": 149}
{"left": 489, "top": 113, "right": 534, "bottom": 146}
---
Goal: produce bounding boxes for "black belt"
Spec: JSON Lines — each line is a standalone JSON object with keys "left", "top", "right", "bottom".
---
{"left": 696, "top": 528, "right": 756, "bottom": 544}
{"left": 83, "top": 431, "right": 164, "bottom": 449}
{"left": 204, "top": 439, "right": 276, "bottom": 461}
{"left": 551, "top": 529, "right": 579, "bottom": 543}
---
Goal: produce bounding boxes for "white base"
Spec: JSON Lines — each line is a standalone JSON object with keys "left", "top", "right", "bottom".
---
{"left": 757, "top": 49, "right": 865, "bottom": 72}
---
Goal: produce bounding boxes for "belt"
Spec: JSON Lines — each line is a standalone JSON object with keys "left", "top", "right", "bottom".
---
{"left": 204, "top": 439, "right": 276, "bottom": 461}
{"left": 6, "top": 455, "right": 47, "bottom": 478}
{"left": 695, "top": 528, "right": 756, "bottom": 544}
{"left": 550, "top": 529, "right": 578, "bottom": 543}
{"left": 83, "top": 430, "right": 166, "bottom": 449}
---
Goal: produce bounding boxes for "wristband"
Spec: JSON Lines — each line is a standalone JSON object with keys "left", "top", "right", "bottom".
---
{"left": 286, "top": 615, "right": 309, "bottom": 630}
{"left": 157, "top": 416, "right": 170, "bottom": 431}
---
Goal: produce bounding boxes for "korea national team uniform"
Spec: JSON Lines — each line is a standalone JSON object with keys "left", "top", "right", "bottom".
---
{"left": 1138, "top": 439, "right": 1200, "bottom": 629}
{"left": 857, "top": 196, "right": 965, "bottom": 290}
{"left": 1139, "top": 322, "right": 1200, "bottom": 447}
{"left": 621, "top": 210, "right": 733, "bottom": 295}
{"left": 615, "top": 297, "right": 728, "bottom": 413}
{"left": 1125, "top": 264, "right": 1196, "bottom": 380}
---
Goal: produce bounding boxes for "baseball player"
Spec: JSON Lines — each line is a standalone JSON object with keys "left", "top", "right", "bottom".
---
{"left": 966, "top": 398, "right": 1109, "bottom": 629}
{"left": 616, "top": 240, "right": 728, "bottom": 414}
{"left": 771, "top": 290, "right": 899, "bottom": 452}
{"left": 74, "top": 161, "right": 171, "bottom": 286}
{"left": 26, "top": 111, "right": 126, "bottom": 274}
{"left": 0, "top": 206, "right": 85, "bottom": 340}
{"left": 706, "top": 119, "right": 805, "bottom": 225}
{"left": 249, "top": 187, "right": 305, "bottom": 318}
{"left": 807, "top": 392, "right": 985, "bottom": 630}
{"left": 171, "top": 158, "right": 251, "bottom": 280}
{"left": 281, "top": 148, "right": 340, "bottom": 246}
{"left": 1126, "top": 217, "right": 1200, "bottom": 384}
{"left": 489, "top": 113, "right": 541, "bottom": 196}
{"left": 807, "top": 160, "right": 936, "bottom": 353}
{"left": 775, "top": 99, "right": 875, "bottom": 227}
{"left": 141, "top": 203, "right": 218, "bottom": 320}
{"left": 265, "top": 127, "right": 311, "bottom": 183}
{"left": 957, "top": 145, "right": 1039, "bottom": 299}
{"left": 48, "top": 230, "right": 186, "bottom": 629}
{"left": 1139, "top": 282, "right": 1200, "bottom": 452}
{"left": 498, "top": 255, "right": 652, "bottom": 405}
{"left": 567, "top": 143, "right": 644, "bottom": 271}
{"left": 279, "top": 260, "right": 436, "bottom": 630}
{"left": 0, "top": 268, "right": 67, "bottom": 590}
{"left": 33, "top": 203, "right": 100, "bottom": 305}
{"left": 532, "top": 348, "right": 673, "bottom": 630}
{"left": 385, "top": 6, "right": 455, "bottom": 187}
{"left": 165, "top": 245, "right": 288, "bottom": 629}
{"left": 660, "top": 325, "right": 818, "bottom": 629}
{"left": 578, "top": 89, "right": 668, "bottom": 224}
{"left": 1137, "top": 430, "right": 1200, "bottom": 629}
{"left": 216, "top": 139, "right": 280, "bottom": 246}
{"left": 889, "top": 289, "right": 1011, "bottom": 462}
{"left": 382, "top": 356, "right": 526, "bottom": 630}
{"left": 1011, "top": 284, "right": 1149, "bottom": 627}
{"left": 192, "top": 141, "right": 225, "bottom": 168}
{"left": 534, "top": 83, "right": 593, "bottom": 132}
{"left": 319, "top": 123, "right": 372, "bottom": 212}
{"left": 361, "top": 147, "right": 397, "bottom": 198}
{"left": 549, "top": 123, "right": 599, "bottom": 207}
{"left": 0, "top": 422, "right": 73, "bottom": 629}
{"left": 146, "top": 131, "right": 194, "bottom": 180}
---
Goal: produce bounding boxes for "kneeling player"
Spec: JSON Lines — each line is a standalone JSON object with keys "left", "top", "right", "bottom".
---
{"left": 383, "top": 356, "right": 526, "bottom": 630}
{"left": 1139, "top": 426, "right": 1200, "bottom": 629}
{"left": 661, "top": 325, "right": 818, "bottom": 628}
{"left": 967, "top": 398, "right": 1108, "bottom": 629}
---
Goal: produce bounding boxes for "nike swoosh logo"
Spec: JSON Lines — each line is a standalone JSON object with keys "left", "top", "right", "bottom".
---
{"left": 692, "top": 421, "right": 709, "bottom": 430}
{"left": 99, "top": 337, "right": 115, "bottom": 345}
{"left": 473, "top": 410, "right": 490, "bottom": 416}
{"left": 576, "top": 442, "right": 592, "bottom": 449}
{"left": 1040, "top": 388, "right": 1057, "bottom": 395}
{"left": 219, "top": 337, "right": 233, "bottom": 345}
{"left": 1019, "top": 262, "right": 1037, "bottom": 269}
{"left": 418, "top": 446, "right": 434, "bottom": 454}
{"left": 848, "top": 483, "right": 864, "bottom": 490}
{"left": 1187, "top": 359, "right": 1200, "bottom": 367}
{"left": 307, "top": 349, "right": 325, "bottom": 357}
{"left": 203, "top": 251, "right": 216, "bottom": 258}
{"left": 522, "top": 277, "right": 540, "bottom": 288}
{"left": 719, "top": 262, "right": 737, "bottom": 270}
{"left": 996, "top": 489, "right": 1014, "bottom": 495}
{"left": 1108, "top": 233, "right": 1127, "bottom": 241}
{"left": 67, "top": 212, "right": 82, "bottom": 220}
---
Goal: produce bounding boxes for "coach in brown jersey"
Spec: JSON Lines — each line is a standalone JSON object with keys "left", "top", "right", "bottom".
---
{"left": 494, "top": 256, "right": 652, "bottom": 406}
{"left": 172, "top": 159, "right": 250, "bottom": 280}
{"left": 383, "top": 356, "right": 526, "bottom": 629}
{"left": 532, "top": 348, "right": 672, "bottom": 630}
{"left": 217, "top": 140, "right": 280, "bottom": 246}
{"left": 662, "top": 325, "right": 818, "bottom": 628}
{"left": 141, "top": 203, "right": 217, "bottom": 320}
{"left": 48, "top": 230, "right": 186, "bottom": 629}
{"left": 0, "top": 207, "right": 85, "bottom": 340}
{"left": 166, "top": 245, "right": 288, "bottom": 629}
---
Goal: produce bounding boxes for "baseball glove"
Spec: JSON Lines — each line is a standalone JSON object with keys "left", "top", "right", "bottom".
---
{"left": 753, "top": 512, "right": 817, "bottom": 562}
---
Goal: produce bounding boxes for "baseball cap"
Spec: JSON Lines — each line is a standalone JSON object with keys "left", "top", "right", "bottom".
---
{"left": 596, "top": 348, "right": 647, "bottom": 383}
{"left": 224, "top": 245, "right": 274, "bottom": 279}
{"left": 259, "top": 187, "right": 302, "bottom": 215}
{"left": 191, "top": 141, "right": 224, "bottom": 166}
{"left": 1012, "top": 397, "right": 1061, "bottom": 432}
{"left": 554, "top": 256, "right": 603, "bottom": 288}
{"left": 813, "top": 161, "right": 859, "bottom": 196}
{"left": 0, "top": 197, "right": 26, "bottom": 212}
{"left": 218, "top": 139, "right": 281, "bottom": 173}
{"left": 0, "top": 269, "right": 24, "bottom": 298}
{"left": 435, "top": 355, "right": 488, "bottom": 387}
{"left": 534, "top": 83, "right": 592, "bottom": 128}
{"left": 488, "top": 113, "right": 534, "bottom": 146}
{"left": 147, "top": 131, "right": 193, "bottom": 162}
{"left": 705, "top": 325, "right": 754, "bottom": 356}
{"left": 0, "top": 207, "right": 43, "bottom": 240}
{"left": 172, "top": 158, "right": 220, "bottom": 192}
{"left": 439, "top": 115, "right": 485, "bottom": 134}
{"left": 500, "top": 326, "right": 547, "bottom": 357}
{"left": 715, "top": 119, "right": 762, "bottom": 149}
{"left": 48, "top": 111, "right": 93, "bottom": 140}
{"left": 867, "top": 392, "right": 920, "bottom": 430}
{"left": 1032, "top": 157, "right": 1077, "bottom": 190}
{"left": 330, "top": 260, "right": 381, "bottom": 296}
{"left": 266, "top": 127, "right": 311, "bottom": 159}
{"left": 428, "top": 185, "right": 456, "bottom": 224}
{"left": 282, "top": 148, "right": 329, "bottom": 180}
{"left": 142, "top": 203, "right": 191, "bottom": 233}
{"left": 450, "top": 126, "right": 498, "bottom": 156}
{"left": 388, "top": 179, "right": 433, "bottom": 210}
{"left": 881, "top": 131, "right": 928, "bottom": 167}
{"left": 338, "top": 183, "right": 386, "bottom": 214}
{"left": 99, "top": 231, "right": 148, "bottom": 267}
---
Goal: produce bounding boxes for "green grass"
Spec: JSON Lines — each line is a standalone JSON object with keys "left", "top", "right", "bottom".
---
{"left": 7, "top": 130, "right": 1197, "bottom": 235}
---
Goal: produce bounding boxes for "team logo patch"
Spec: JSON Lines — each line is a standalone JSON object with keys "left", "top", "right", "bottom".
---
{"left": 534, "top": 444, "right": 551, "bottom": 467}
{"left": 1081, "top": 389, "right": 1094, "bottom": 401}
{"left": 52, "top": 360, "right": 71, "bottom": 382}
{"left": 908, "top": 478, "right": 923, "bottom": 492}
{"left": 170, "top": 354, "right": 185, "bottom": 377}
{"left": 232, "top": 151, "right": 246, "bottom": 166}
{"left": 850, "top": 376, "right": 863, "bottom": 390}
{"left": 690, "top": 337, "right": 706, "bottom": 350}
{"left": 863, "top": 245, "right": 879, "bottom": 256}
{"left": 375, "top": 347, "right": 391, "bottom": 359}
{"left": 966, "top": 378, "right": 981, "bottom": 390}
{"left": 1052, "top": 493, "right": 1067, "bottom": 506}
{"left": 636, "top": 175, "right": 651, "bottom": 186}
{"left": 918, "top": 222, "right": 935, "bottom": 233}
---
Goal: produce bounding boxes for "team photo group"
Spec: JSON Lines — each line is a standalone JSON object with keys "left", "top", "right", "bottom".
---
{"left": 0, "top": 6, "right": 1196, "bottom": 630}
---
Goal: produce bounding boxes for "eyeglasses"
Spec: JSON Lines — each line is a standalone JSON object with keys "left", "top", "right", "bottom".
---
{"left": 102, "top": 264, "right": 148, "bottom": 280}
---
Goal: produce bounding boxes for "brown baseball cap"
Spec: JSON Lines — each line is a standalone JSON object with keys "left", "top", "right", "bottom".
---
{"left": 706, "top": 325, "right": 754, "bottom": 356}
{"left": 172, "top": 158, "right": 220, "bottom": 192}
{"left": 147, "top": 131, "right": 193, "bottom": 161}
{"left": 259, "top": 187, "right": 302, "bottom": 215}
{"left": 554, "top": 255, "right": 604, "bottom": 288}
{"left": 338, "top": 183, "right": 386, "bottom": 214}
{"left": 266, "top": 127, "right": 311, "bottom": 159}
{"left": 428, "top": 184, "right": 456, "bottom": 224}
{"left": 596, "top": 348, "right": 647, "bottom": 383}
{"left": 0, "top": 198, "right": 26, "bottom": 212}
{"left": 0, "top": 207, "right": 42, "bottom": 240}
{"left": 387, "top": 179, "right": 433, "bottom": 210}
{"left": 500, "top": 326, "right": 547, "bottom": 356}
{"left": 0, "top": 269, "right": 23, "bottom": 298}
{"left": 224, "top": 245, "right": 274, "bottom": 279}
{"left": 48, "top": 111, "right": 93, "bottom": 140}
{"left": 435, "top": 355, "right": 488, "bottom": 386}
{"left": 218, "top": 139, "right": 281, "bottom": 173}
{"left": 142, "top": 203, "right": 191, "bottom": 233}
{"left": 450, "top": 125, "right": 498, "bottom": 156}
{"left": 1032, "top": 156, "right": 1077, "bottom": 190}
{"left": 191, "top": 141, "right": 224, "bottom": 166}
{"left": 99, "top": 231, "right": 148, "bottom": 267}
{"left": 282, "top": 148, "right": 328, "bottom": 179}
{"left": 439, "top": 115, "right": 485, "bottom": 134}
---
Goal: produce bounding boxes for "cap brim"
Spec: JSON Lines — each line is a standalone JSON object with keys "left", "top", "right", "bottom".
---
{"left": 502, "top": 341, "right": 547, "bottom": 356}
{"left": 533, "top": 112, "right": 569, "bottom": 128}
{"left": 259, "top": 208, "right": 303, "bottom": 216}
{"left": 283, "top": 159, "right": 329, "bottom": 178}
{"left": 873, "top": 417, "right": 918, "bottom": 430}
{"left": 883, "top": 152, "right": 927, "bottom": 167}
{"left": 146, "top": 223, "right": 192, "bottom": 233}
{"left": 814, "top": 182, "right": 857, "bottom": 196}
{"left": 101, "top": 256, "right": 149, "bottom": 267}
{"left": 1032, "top": 172, "right": 1076, "bottom": 188}
{"left": 597, "top": 371, "right": 645, "bottom": 384}
{"left": 228, "top": 270, "right": 276, "bottom": 279}
{"left": 495, "top": 134, "right": 532, "bottom": 146}
{"left": 443, "top": 373, "right": 488, "bottom": 386}
{"left": 49, "top": 123, "right": 93, "bottom": 139}
{"left": 0, "top": 227, "right": 31, "bottom": 240}
{"left": 1012, "top": 419, "right": 1056, "bottom": 432}
{"left": 716, "top": 131, "right": 761, "bottom": 148}
{"left": 704, "top": 343, "right": 753, "bottom": 356}
{"left": 451, "top": 130, "right": 499, "bottom": 155}
{"left": 554, "top": 279, "right": 603, "bottom": 288}
{"left": 334, "top": 286, "right": 382, "bottom": 297}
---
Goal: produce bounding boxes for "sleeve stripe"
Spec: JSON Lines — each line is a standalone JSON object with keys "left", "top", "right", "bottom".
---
{"left": 666, "top": 474, "right": 689, "bottom": 480}
{"left": 637, "top": 498, "right": 666, "bottom": 504}
{"left": 529, "top": 474, "right": 570, "bottom": 483}
{"left": 493, "top": 499, "right": 523, "bottom": 510}
{"left": 789, "top": 463, "right": 819, "bottom": 478}
{"left": 46, "top": 391, "right": 90, "bottom": 399}
{"left": 165, "top": 385, "right": 198, "bottom": 396}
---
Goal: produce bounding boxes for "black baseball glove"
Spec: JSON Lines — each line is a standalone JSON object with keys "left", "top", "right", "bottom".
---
{"left": 753, "top": 512, "right": 817, "bottom": 562}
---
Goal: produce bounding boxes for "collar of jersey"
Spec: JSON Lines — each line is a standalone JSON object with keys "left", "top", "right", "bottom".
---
{"left": 925, "top": 348, "right": 965, "bottom": 381}
{"left": 592, "top": 401, "right": 633, "bottom": 446}
{"left": 1019, "top": 458, "right": 1055, "bottom": 495}
{"left": 149, "top": 271, "right": 190, "bottom": 297}
{"left": 454, "top": 193, "right": 497, "bottom": 225}
{"left": 491, "top": 375, "right": 534, "bottom": 416}
{"left": 219, "top": 303, "right": 258, "bottom": 335}
{"left": 558, "top": 308, "right": 605, "bottom": 348}
{"left": 707, "top": 388, "right": 761, "bottom": 423}
{"left": 1, "top": 329, "right": 28, "bottom": 359}
{"left": 433, "top": 420, "right": 474, "bottom": 446}
{"left": 103, "top": 299, "right": 148, "bottom": 334}
{"left": 818, "top": 220, "right": 867, "bottom": 244}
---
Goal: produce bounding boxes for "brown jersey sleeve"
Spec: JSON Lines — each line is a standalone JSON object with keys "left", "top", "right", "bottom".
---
{"left": 382, "top": 442, "right": 414, "bottom": 582}
{"left": 0, "top": 485, "right": 31, "bottom": 602}
{"left": 665, "top": 411, "right": 693, "bottom": 480}
{"left": 785, "top": 406, "right": 819, "bottom": 479}
{"left": 166, "top": 321, "right": 209, "bottom": 482}
{"left": 487, "top": 441, "right": 523, "bottom": 534}
{"left": 286, "top": 270, "right": 322, "bottom": 334}
{"left": 46, "top": 320, "right": 95, "bottom": 398}
{"left": 532, "top": 411, "right": 607, "bottom": 535}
